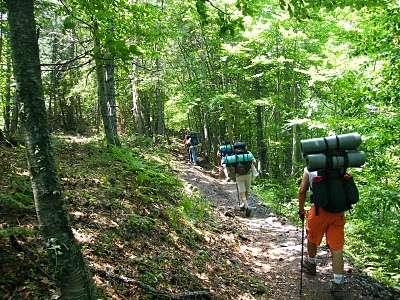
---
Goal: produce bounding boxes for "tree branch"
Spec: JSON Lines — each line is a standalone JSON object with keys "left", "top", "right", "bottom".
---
{"left": 206, "top": 0, "right": 229, "bottom": 15}
{"left": 58, "top": 0, "right": 93, "bottom": 29}
{"left": 41, "top": 49, "right": 92, "bottom": 68}
{"left": 41, "top": 59, "right": 92, "bottom": 72}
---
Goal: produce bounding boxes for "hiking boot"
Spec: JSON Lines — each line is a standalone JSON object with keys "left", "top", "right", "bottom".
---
{"left": 330, "top": 281, "right": 346, "bottom": 300}
{"left": 302, "top": 258, "right": 316, "bottom": 275}
{"left": 239, "top": 203, "right": 246, "bottom": 211}
{"left": 245, "top": 207, "right": 252, "bottom": 217}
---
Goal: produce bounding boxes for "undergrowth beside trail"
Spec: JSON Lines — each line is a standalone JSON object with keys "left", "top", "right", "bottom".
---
{"left": 253, "top": 178, "right": 300, "bottom": 225}
{"left": 253, "top": 177, "right": 400, "bottom": 288}
{"left": 0, "top": 135, "right": 267, "bottom": 299}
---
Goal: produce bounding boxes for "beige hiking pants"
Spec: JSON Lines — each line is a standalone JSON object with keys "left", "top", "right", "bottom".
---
{"left": 236, "top": 174, "right": 251, "bottom": 208}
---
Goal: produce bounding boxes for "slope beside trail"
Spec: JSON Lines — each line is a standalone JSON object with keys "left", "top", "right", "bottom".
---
{"left": 173, "top": 150, "right": 400, "bottom": 300}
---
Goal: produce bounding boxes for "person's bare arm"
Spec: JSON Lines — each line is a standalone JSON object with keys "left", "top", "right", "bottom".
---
{"left": 298, "top": 170, "right": 309, "bottom": 219}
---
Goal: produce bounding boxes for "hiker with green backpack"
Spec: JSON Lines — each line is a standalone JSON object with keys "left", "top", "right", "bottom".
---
{"left": 298, "top": 133, "right": 365, "bottom": 298}
{"left": 223, "top": 142, "right": 258, "bottom": 216}
{"left": 217, "top": 142, "right": 234, "bottom": 182}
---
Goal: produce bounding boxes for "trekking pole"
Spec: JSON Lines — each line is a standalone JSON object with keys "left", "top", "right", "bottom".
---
{"left": 300, "top": 216, "right": 305, "bottom": 299}
{"left": 235, "top": 182, "right": 240, "bottom": 206}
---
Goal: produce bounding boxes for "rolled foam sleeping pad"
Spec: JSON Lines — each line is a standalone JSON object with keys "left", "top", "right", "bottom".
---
{"left": 301, "top": 132, "right": 362, "bottom": 155}
{"left": 219, "top": 144, "right": 233, "bottom": 152}
{"left": 306, "top": 150, "right": 366, "bottom": 171}
{"left": 223, "top": 152, "right": 254, "bottom": 166}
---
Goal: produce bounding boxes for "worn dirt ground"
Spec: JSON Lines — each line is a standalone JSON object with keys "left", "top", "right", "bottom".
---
{"left": 174, "top": 151, "right": 400, "bottom": 300}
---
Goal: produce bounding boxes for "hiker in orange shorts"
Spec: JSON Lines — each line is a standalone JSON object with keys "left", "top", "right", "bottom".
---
{"left": 298, "top": 167, "right": 346, "bottom": 294}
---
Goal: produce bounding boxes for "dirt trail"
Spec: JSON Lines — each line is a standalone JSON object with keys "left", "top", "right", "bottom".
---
{"left": 174, "top": 153, "right": 399, "bottom": 300}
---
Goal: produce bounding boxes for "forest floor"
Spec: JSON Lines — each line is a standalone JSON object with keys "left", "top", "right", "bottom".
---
{"left": 175, "top": 149, "right": 400, "bottom": 300}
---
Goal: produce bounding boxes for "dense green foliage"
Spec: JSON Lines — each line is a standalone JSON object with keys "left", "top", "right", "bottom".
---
{"left": 0, "top": 0, "right": 399, "bottom": 290}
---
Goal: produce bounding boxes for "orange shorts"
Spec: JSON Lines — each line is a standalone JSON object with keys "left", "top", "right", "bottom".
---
{"left": 306, "top": 206, "right": 345, "bottom": 251}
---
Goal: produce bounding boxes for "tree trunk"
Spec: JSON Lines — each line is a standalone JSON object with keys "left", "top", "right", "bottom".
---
{"left": 0, "top": 12, "right": 3, "bottom": 63}
{"left": 131, "top": 61, "right": 144, "bottom": 134}
{"left": 6, "top": 1, "right": 97, "bottom": 298}
{"left": 0, "top": 128, "right": 8, "bottom": 145}
{"left": 291, "top": 81, "right": 301, "bottom": 176}
{"left": 76, "top": 95, "right": 84, "bottom": 133}
{"left": 48, "top": 34, "right": 59, "bottom": 131}
{"left": 104, "top": 56, "right": 120, "bottom": 145}
{"left": 9, "top": 91, "right": 20, "bottom": 139}
{"left": 3, "top": 53, "right": 12, "bottom": 136}
{"left": 93, "top": 29, "right": 120, "bottom": 146}
{"left": 273, "top": 37, "right": 282, "bottom": 178}
{"left": 291, "top": 124, "right": 300, "bottom": 175}
{"left": 155, "top": 57, "right": 165, "bottom": 136}
{"left": 141, "top": 92, "right": 152, "bottom": 135}
{"left": 202, "top": 108, "right": 209, "bottom": 157}
{"left": 155, "top": 0, "right": 165, "bottom": 137}
{"left": 255, "top": 105, "right": 268, "bottom": 176}
{"left": 61, "top": 41, "right": 79, "bottom": 133}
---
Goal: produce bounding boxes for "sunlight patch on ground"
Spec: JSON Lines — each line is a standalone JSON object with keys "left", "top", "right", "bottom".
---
{"left": 252, "top": 261, "right": 272, "bottom": 273}
{"left": 167, "top": 231, "right": 196, "bottom": 257}
{"left": 242, "top": 216, "right": 298, "bottom": 234}
{"left": 182, "top": 182, "right": 199, "bottom": 196}
{"left": 239, "top": 244, "right": 264, "bottom": 257}
{"left": 196, "top": 272, "right": 210, "bottom": 282}
{"left": 201, "top": 229, "right": 213, "bottom": 243}
{"left": 54, "top": 134, "right": 101, "bottom": 144}
{"left": 220, "top": 232, "right": 236, "bottom": 243}
{"left": 15, "top": 169, "right": 30, "bottom": 176}
{"left": 144, "top": 153, "right": 166, "bottom": 165}
{"left": 88, "top": 212, "right": 120, "bottom": 228}
{"left": 72, "top": 228, "right": 96, "bottom": 244}
{"left": 236, "top": 293, "right": 258, "bottom": 300}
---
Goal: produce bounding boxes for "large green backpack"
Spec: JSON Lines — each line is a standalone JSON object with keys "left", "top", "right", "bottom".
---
{"left": 311, "top": 169, "right": 359, "bottom": 213}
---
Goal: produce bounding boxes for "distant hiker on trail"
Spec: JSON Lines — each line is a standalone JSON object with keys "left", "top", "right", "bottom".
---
{"left": 184, "top": 131, "right": 199, "bottom": 166}
{"left": 217, "top": 142, "right": 234, "bottom": 182}
{"left": 223, "top": 142, "right": 258, "bottom": 217}
{"left": 298, "top": 133, "right": 365, "bottom": 299}
{"left": 183, "top": 130, "right": 190, "bottom": 161}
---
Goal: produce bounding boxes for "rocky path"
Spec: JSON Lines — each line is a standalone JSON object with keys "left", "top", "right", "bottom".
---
{"left": 175, "top": 154, "right": 400, "bottom": 300}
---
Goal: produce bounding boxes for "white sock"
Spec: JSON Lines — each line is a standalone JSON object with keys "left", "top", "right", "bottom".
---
{"left": 240, "top": 196, "right": 248, "bottom": 209}
{"left": 333, "top": 274, "right": 344, "bottom": 284}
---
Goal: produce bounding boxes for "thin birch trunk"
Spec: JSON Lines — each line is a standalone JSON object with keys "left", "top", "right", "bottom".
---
{"left": 93, "top": 28, "right": 120, "bottom": 146}
{"left": 256, "top": 105, "right": 268, "bottom": 176}
{"left": 131, "top": 61, "right": 144, "bottom": 133}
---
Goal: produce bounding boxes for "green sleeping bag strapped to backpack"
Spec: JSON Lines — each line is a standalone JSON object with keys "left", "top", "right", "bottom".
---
{"left": 219, "top": 144, "right": 234, "bottom": 156}
{"left": 223, "top": 152, "right": 254, "bottom": 175}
